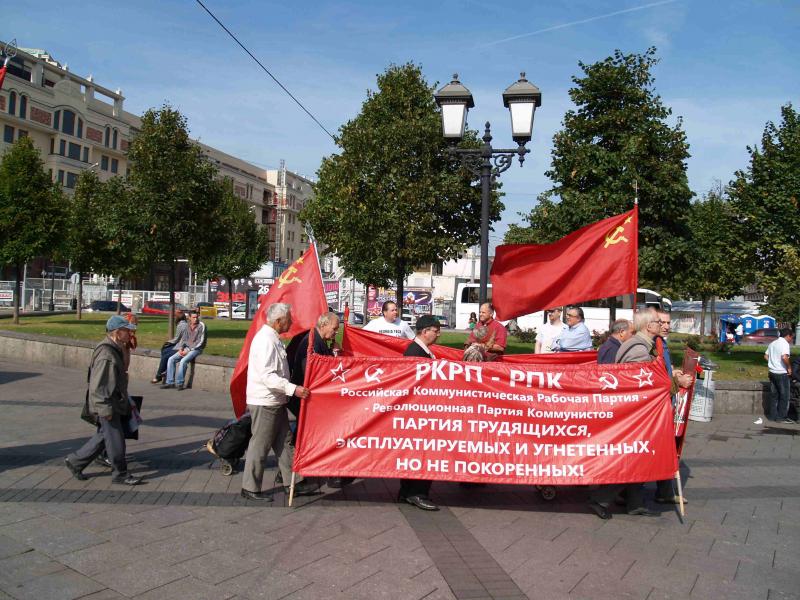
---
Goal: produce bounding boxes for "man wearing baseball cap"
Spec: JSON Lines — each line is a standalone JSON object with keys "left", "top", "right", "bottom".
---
{"left": 64, "top": 315, "right": 143, "bottom": 485}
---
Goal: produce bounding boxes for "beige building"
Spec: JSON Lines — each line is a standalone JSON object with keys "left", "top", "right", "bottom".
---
{"left": 266, "top": 162, "right": 315, "bottom": 263}
{"left": 0, "top": 41, "right": 312, "bottom": 285}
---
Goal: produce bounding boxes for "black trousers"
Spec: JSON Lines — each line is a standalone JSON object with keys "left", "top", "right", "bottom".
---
{"left": 399, "top": 478, "right": 432, "bottom": 498}
{"left": 589, "top": 483, "right": 644, "bottom": 511}
{"left": 69, "top": 414, "right": 128, "bottom": 479}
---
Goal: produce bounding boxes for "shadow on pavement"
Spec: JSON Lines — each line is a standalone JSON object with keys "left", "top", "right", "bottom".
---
{"left": 0, "top": 371, "right": 41, "bottom": 385}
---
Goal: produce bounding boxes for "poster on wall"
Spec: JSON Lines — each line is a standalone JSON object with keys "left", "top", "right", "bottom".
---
{"left": 366, "top": 286, "right": 433, "bottom": 320}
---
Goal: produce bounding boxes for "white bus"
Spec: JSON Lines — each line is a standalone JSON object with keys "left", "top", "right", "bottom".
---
{"left": 454, "top": 283, "right": 671, "bottom": 333}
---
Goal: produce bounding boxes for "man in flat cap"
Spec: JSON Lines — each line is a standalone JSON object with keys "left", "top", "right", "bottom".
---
{"left": 399, "top": 315, "right": 442, "bottom": 510}
{"left": 65, "top": 315, "right": 143, "bottom": 486}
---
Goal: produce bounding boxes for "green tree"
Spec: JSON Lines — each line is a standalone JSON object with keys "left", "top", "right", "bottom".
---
{"left": 728, "top": 104, "right": 800, "bottom": 324}
{"left": 127, "top": 106, "right": 225, "bottom": 333}
{"left": 302, "top": 62, "right": 499, "bottom": 304}
{"left": 681, "top": 184, "right": 749, "bottom": 335}
{"left": 194, "top": 181, "right": 269, "bottom": 319}
{"left": 505, "top": 48, "right": 693, "bottom": 290}
{"left": 0, "top": 137, "right": 66, "bottom": 323}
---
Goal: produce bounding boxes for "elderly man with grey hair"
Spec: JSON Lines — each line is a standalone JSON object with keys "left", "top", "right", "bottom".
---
{"left": 241, "top": 303, "right": 317, "bottom": 501}
{"left": 597, "top": 319, "right": 633, "bottom": 364}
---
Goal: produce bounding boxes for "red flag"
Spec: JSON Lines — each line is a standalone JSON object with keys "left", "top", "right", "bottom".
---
{"left": 229, "top": 245, "right": 328, "bottom": 417}
{"left": 0, "top": 65, "right": 7, "bottom": 91}
{"left": 491, "top": 207, "right": 638, "bottom": 320}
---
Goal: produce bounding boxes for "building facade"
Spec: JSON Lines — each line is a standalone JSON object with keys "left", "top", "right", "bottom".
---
{"left": 265, "top": 162, "right": 315, "bottom": 263}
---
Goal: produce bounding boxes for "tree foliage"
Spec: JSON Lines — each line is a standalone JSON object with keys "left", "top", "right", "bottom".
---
{"left": 194, "top": 180, "right": 269, "bottom": 318}
{"left": 127, "top": 105, "right": 225, "bottom": 332}
{"left": 302, "top": 63, "right": 500, "bottom": 302}
{"left": 728, "top": 104, "right": 800, "bottom": 278}
{"left": 0, "top": 136, "right": 66, "bottom": 322}
{"left": 505, "top": 48, "right": 693, "bottom": 289}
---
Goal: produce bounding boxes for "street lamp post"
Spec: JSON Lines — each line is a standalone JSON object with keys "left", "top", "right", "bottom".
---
{"left": 434, "top": 73, "right": 541, "bottom": 306}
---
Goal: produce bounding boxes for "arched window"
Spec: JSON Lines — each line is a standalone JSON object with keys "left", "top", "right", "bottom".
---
{"left": 77, "top": 118, "right": 83, "bottom": 139}
{"left": 8, "top": 92, "right": 16, "bottom": 115}
{"left": 54, "top": 110, "right": 60, "bottom": 130}
{"left": 104, "top": 127, "right": 110, "bottom": 147}
{"left": 112, "top": 129, "right": 118, "bottom": 150}
{"left": 19, "top": 95, "right": 27, "bottom": 119}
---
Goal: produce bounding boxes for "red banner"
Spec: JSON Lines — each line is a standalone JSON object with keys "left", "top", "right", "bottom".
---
{"left": 294, "top": 353, "right": 677, "bottom": 485}
{"left": 342, "top": 325, "right": 598, "bottom": 365}
{"left": 491, "top": 207, "right": 638, "bottom": 320}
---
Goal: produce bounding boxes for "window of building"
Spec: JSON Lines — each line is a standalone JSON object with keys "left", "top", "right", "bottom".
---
{"left": 110, "top": 158, "right": 118, "bottom": 174}
{"left": 82, "top": 147, "right": 89, "bottom": 162}
{"left": 17, "top": 130, "right": 27, "bottom": 139}
{"left": 57, "top": 170, "right": 65, "bottom": 185}
{"left": 68, "top": 142, "right": 81, "bottom": 161}
{"left": 65, "top": 172, "right": 78, "bottom": 189}
{"left": 49, "top": 138, "right": 54, "bottom": 154}
{"left": 8, "top": 92, "right": 16, "bottom": 115}
{"left": 112, "top": 129, "right": 118, "bottom": 150}
{"left": 77, "top": 118, "right": 83, "bottom": 139}
{"left": 104, "top": 127, "right": 110, "bottom": 147}
{"left": 53, "top": 110, "right": 60, "bottom": 131}
{"left": 59, "top": 140, "right": 66, "bottom": 155}
{"left": 5, "top": 56, "right": 31, "bottom": 81}
{"left": 3, "top": 125, "right": 13, "bottom": 143}
{"left": 19, "top": 95, "right": 26, "bottom": 119}
{"left": 61, "top": 110, "right": 75, "bottom": 136}
{"left": 100, "top": 155, "right": 109, "bottom": 171}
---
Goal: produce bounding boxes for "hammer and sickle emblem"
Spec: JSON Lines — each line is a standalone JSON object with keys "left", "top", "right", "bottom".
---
{"left": 277, "top": 265, "right": 302, "bottom": 289}
{"left": 604, "top": 225, "right": 629, "bottom": 248}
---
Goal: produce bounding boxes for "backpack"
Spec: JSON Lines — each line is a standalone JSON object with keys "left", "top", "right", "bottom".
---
{"left": 210, "top": 414, "right": 252, "bottom": 460}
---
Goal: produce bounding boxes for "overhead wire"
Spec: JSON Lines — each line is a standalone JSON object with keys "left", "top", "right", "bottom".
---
{"left": 194, "top": 0, "right": 337, "bottom": 142}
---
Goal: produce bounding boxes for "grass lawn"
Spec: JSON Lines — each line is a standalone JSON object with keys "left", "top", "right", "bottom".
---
{"left": 0, "top": 313, "right": 777, "bottom": 381}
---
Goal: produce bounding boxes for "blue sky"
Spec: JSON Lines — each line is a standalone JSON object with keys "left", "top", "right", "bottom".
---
{"left": 4, "top": 1, "right": 798, "bottom": 246}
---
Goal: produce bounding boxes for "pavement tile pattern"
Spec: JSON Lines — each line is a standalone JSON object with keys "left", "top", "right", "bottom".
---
{"left": 0, "top": 357, "right": 799, "bottom": 599}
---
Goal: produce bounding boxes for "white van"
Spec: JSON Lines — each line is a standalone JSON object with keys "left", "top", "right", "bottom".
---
{"left": 454, "top": 283, "right": 670, "bottom": 332}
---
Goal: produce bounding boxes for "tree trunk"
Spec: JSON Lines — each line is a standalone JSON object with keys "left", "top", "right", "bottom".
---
{"left": 77, "top": 272, "right": 83, "bottom": 320}
{"left": 168, "top": 259, "right": 176, "bottom": 338}
{"left": 228, "top": 278, "right": 234, "bottom": 320}
{"left": 116, "top": 278, "right": 123, "bottom": 315}
{"left": 700, "top": 297, "right": 707, "bottom": 336}
{"left": 395, "top": 264, "right": 405, "bottom": 326}
{"left": 709, "top": 296, "right": 717, "bottom": 339}
{"left": 12, "top": 264, "right": 21, "bottom": 325}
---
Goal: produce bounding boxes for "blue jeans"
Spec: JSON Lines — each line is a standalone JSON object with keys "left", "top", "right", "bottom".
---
{"left": 166, "top": 349, "right": 201, "bottom": 386}
{"left": 768, "top": 372, "right": 791, "bottom": 420}
{"left": 155, "top": 343, "right": 178, "bottom": 380}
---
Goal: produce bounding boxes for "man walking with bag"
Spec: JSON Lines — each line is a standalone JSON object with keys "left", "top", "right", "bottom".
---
{"left": 65, "top": 315, "right": 143, "bottom": 486}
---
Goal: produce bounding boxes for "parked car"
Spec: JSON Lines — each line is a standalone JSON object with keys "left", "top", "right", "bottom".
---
{"left": 336, "top": 310, "right": 364, "bottom": 325}
{"left": 433, "top": 314, "right": 450, "bottom": 328}
{"left": 142, "top": 301, "right": 189, "bottom": 316}
{"left": 217, "top": 302, "right": 245, "bottom": 319}
{"left": 401, "top": 308, "right": 417, "bottom": 328}
{"left": 741, "top": 327, "right": 781, "bottom": 345}
{"left": 83, "top": 300, "right": 130, "bottom": 313}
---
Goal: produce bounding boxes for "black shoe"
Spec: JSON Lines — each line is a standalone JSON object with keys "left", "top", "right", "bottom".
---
{"left": 627, "top": 507, "right": 657, "bottom": 516}
{"left": 64, "top": 458, "right": 88, "bottom": 481}
{"left": 286, "top": 480, "right": 319, "bottom": 497}
{"left": 401, "top": 495, "right": 439, "bottom": 511}
{"left": 112, "top": 475, "right": 143, "bottom": 486}
{"left": 240, "top": 489, "right": 274, "bottom": 502}
{"left": 327, "top": 477, "right": 354, "bottom": 489}
{"left": 781, "top": 418, "right": 797, "bottom": 424}
{"left": 176, "top": 385, "right": 185, "bottom": 391}
{"left": 274, "top": 471, "right": 283, "bottom": 485}
{"left": 588, "top": 501, "right": 611, "bottom": 520}
{"left": 160, "top": 383, "right": 175, "bottom": 389}
{"left": 94, "top": 455, "right": 113, "bottom": 469}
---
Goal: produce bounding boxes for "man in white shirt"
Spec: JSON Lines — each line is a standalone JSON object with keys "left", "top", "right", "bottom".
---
{"left": 241, "top": 303, "right": 317, "bottom": 501}
{"left": 363, "top": 300, "right": 415, "bottom": 339}
{"left": 765, "top": 328, "right": 794, "bottom": 423}
{"left": 535, "top": 307, "right": 566, "bottom": 353}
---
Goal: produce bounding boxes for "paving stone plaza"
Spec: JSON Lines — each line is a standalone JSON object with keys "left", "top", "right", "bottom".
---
{"left": 0, "top": 357, "right": 798, "bottom": 600}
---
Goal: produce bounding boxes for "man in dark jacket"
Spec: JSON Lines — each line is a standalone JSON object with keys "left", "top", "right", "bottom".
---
{"left": 65, "top": 315, "right": 143, "bottom": 485}
{"left": 399, "top": 315, "right": 441, "bottom": 511}
{"left": 597, "top": 319, "right": 632, "bottom": 364}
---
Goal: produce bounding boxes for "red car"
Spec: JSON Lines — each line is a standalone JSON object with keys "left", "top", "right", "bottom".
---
{"left": 142, "top": 300, "right": 189, "bottom": 316}
{"left": 741, "top": 327, "right": 781, "bottom": 345}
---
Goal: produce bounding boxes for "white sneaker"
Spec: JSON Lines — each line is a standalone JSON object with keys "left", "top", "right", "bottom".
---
{"left": 753, "top": 417, "right": 763, "bottom": 425}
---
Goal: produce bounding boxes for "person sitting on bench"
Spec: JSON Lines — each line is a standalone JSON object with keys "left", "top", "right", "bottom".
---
{"left": 161, "top": 311, "right": 206, "bottom": 390}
